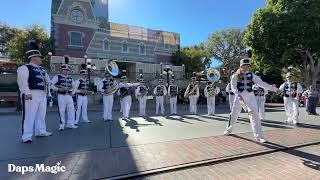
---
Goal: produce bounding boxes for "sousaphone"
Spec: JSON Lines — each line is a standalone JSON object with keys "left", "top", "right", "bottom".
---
{"left": 106, "top": 59, "right": 119, "bottom": 77}
{"left": 103, "top": 60, "right": 119, "bottom": 96}
{"left": 206, "top": 68, "right": 220, "bottom": 82}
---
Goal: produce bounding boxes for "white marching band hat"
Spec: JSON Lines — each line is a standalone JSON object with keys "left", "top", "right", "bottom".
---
{"left": 26, "top": 40, "right": 44, "bottom": 60}
{"left": 80, "top": 64, "right": 88, "bottom": 75}
{"left": 61, "top": 56, "right": 71, "bottom": 71}
{"left": 139, "top": 74, "right": 144, "bottom": 83}
{"left": 240, "top": 58, "right": 251, "bottom": 66}
{"left": 191, "top": 72, "right": 196, "bottom": 80}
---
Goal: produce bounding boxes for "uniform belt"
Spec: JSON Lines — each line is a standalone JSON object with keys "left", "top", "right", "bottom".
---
{"left": 77, "top": 93, "right": 87, "bottom": 96}
{"left": 58, "top": 91, "right": 71, "bottom": 95}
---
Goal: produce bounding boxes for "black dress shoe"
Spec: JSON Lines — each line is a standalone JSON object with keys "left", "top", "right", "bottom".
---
{"left": 23, "top": 140, "right": 32, "bottom": 143}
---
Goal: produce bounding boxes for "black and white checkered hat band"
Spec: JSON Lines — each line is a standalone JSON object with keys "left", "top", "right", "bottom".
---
{"left": 26, "top": 50, "right": 43, "bottom": 59}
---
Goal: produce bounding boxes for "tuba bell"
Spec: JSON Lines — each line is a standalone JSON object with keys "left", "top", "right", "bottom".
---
{"left": 194, "top": 68, "right": 221, "bottom": 82}
{"left": 103, "top": 60, "right": 119, "bottom": 96}
{"left": 206, "top": 68, "right": 221, "bottom": 82}
{"left": 106, "top": 59, "right": 119, "bottom": 77}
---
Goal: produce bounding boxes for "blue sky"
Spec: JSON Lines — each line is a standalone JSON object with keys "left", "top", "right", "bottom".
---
{"left": 0, "top": 0, "right": 266, "bottom": 47}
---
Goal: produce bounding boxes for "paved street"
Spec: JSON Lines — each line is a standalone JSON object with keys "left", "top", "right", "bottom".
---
{"left": 139, "top": 144, "right": 320, "bottom": 180}
{"left": 0, "top": 103, "right": 319, "bottom": 179}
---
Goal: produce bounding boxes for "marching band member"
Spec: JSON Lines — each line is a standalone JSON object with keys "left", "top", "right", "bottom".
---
{"left": 135, "top": 74, "right": 148, "bottom": 116}
{"left": 226, "top": 70, "right": 235, "bottom": 111}
{"left": 224, "top": 58, "right": 280, "bottom": 143}
{"left": 154, "top": 74, "right": 167, "bottom": 115}
{"left": 184, "top": 73, "right": 200, "bottom": 114}
{"left": 168, "top": 75, "right": 178, "bottom": 115}
{"left": 119, "top": 74, "right": 141, "bottom": 120}
{"left": 279, "top": 72, "right": 303, "bottom": 125}
{"left": 252, "top": 71, "right": 268, "bottom": 120}
{"left": 204, "top": 81, "right": 220, "bottom": 116}
{"left": 17, "top": 40, "right": 52, "bottom": 143}
{"left": 98, "top": 72, "right": 118, "bottom": 121}
{"left": 51, "top": 56, "right": 77, "bottom": 130}
{"left": 74, "top": 65, "right": 91, "bottom": 125}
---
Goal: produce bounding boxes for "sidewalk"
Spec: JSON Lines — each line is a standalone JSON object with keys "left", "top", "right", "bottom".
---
{"left": 1, "top": 127, "right": 319, "bottom": 179}
{"left": 0, "top": 102, "right": 285, "bottom": 115}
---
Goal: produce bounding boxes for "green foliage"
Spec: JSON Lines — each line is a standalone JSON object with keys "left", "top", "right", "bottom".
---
{"left": 0, "top": 23, "right": 20, "bottom": 56}
{"left": 244, "top": 0, "right": 320, "bottom": 85}
{"left": 205, "top": 28, "right": 245, "bottom": 78}
{"left": 8, "top": 25, "right": 51, "bottom": 65}
{"left": 172, "top": 45, "right": 209, "bottom": 73}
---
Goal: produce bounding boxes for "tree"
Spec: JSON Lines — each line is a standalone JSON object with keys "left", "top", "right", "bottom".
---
{"left": 172, "top": 45, "right": 209, "bottom": 75}
{"left": 205, "top": 29, "right": 246, "bottom": 80}
{"left": 8, "top": 25, "right": 51, "bottom": 65}
{"left": 245, "top": 0, "right": 320, "bottom": 87}
{"left": 0, "top": 23, "right": 20, "bottom": 56}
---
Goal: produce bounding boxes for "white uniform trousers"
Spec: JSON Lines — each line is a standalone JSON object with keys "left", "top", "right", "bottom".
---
{"left": 103, "top": 94, "right": 114, "bottom": 120}
{"left": 155, "top": 96, "right": 165, "bottom": 115}
{"left": 75, "top": 95, "right": 88, "bottom": 124}
{"left": 170, "top": 96, "right": 177, "bottom": 114}
{"left": 255, "top": 95, "right": 266, "bottom": 120}
{"left": 120, "top": 98, "right": 123, "bottom": 113}
{"left": 122, "top": 96, "right": 132, "bottom": 118}
{"left": 284, "top": 97, "right": 300, "bottom": 124}
{"left": 21, "top": 90, "right": 48, "bottom": 141}
{"left": 229, "top": 94, "right": 235, "bottom": 111}
{"left": 226, "top": 91, "right": 264, "bottom": 140}
{"left": 138, "top": 96, "right": 147, "bottom": 116}
{"left": 57, "top": 94, "right": 75, "bottom": 129}
{"left": 189, "top": 95, "right": 198, "bottom": 114}
{"left": 207, "top": 96, "right": 216, "bottom": 115}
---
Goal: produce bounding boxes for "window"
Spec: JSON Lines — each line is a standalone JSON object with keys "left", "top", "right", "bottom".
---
{"left": 122, "top": 41, "right": 128, "bottom": 53}
{"left": 70, "top": 9, "right": 84, "bottom": 23}
{"left": 103, "top": 39, "right": 110, "bottom": 51}
{"left": 69, "top": 32, "right": 82, "bottom": 46}
{"left": 139, "top": 43, "right": 146, "bottom": 55}
{"left": 164, "top": 43, "right": 170, "bottom": 49}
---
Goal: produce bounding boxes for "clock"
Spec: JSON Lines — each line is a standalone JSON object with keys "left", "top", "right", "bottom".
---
{"left": 70, "top": 9, "right": 84, "bottom": 23}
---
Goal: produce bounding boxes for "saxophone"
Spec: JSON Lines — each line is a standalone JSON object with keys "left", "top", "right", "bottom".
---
{"left": 139, "top": 85, "right": 148, "bottom": 97}
{"left": 184, "top": 84, "right": 199, "bottom": 98}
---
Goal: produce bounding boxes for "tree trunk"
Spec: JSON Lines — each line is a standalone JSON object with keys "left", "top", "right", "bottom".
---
{"left": 305, "top": 51, "right": 320, "bottom": 87}
{"left": 302, "top": 53, "right": 310, "bottom": 87}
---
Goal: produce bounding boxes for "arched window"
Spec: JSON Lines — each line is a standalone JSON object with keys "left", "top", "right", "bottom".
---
{"left": 122, "top": 41, "right": 128, "bottom": 53}
{"left": 139, "top": 43, "right": 146, "bottom": 55}
{"left": 103, "top": 38, "right": 110, "bottom": 51}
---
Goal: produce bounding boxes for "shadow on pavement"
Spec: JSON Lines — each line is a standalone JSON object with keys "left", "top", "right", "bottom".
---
{"left": 144, "top": 117, "right": 163, "bottom": 126}
{"left": 165, "top": 115, "right": 193, "bottom": 124}
{"left": 230, "top": 134, "right": 320, "bottom": 172}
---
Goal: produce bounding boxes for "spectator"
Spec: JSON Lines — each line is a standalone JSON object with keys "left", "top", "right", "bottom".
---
{"left": 302, "top": 85, "right": 319, "bottom": 115}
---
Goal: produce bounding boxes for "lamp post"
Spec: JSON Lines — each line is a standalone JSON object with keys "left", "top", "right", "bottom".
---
{"left": 182, "top": 64, "right": 185, "bottom": 79}
{"left": 84, "top": 56, "right": 96, "bottom": 91}
{"left": 163, "top": 65, "right": 172, "bottom": 87}
{"left": 160, "top": 62, "right": 163, "bottom": 77}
